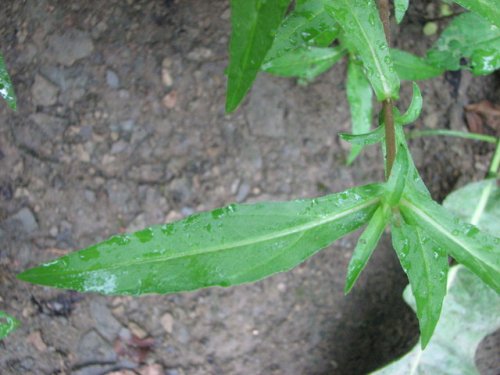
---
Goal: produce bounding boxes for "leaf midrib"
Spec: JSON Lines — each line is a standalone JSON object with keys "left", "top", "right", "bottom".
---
{"left": 401, "top": 198, "right": 499, "bottom": 273}
{"left": 35, "top": 197, "right": 381, "bottom": 276}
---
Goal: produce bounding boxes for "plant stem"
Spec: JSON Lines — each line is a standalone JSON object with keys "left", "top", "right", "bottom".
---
{"left": 378, "top": 0, "right": 396, "bottom": 179}
{"left": 408, "top": 129, "right": 497, "bottom": 144}
{"left": 487, "top": 139, "right": 500, "bottom": 178}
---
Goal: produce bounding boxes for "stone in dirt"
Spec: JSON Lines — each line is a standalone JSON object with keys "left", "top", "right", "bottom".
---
{"left": 32, "top": 74, "right": 59, "bottom": 106}
{"left": 47, "top": 29, "right": 94, "bottom": 66}
{"left": 3, "top": 207, "right": 38, "bottom": 234}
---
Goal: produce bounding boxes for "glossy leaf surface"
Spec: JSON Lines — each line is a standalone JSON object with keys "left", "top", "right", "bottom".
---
{"left": 444, "top": 179, "right": 500, "bottom": 236}
{"left": 345, "top": 203, "right": 389, "bottom": 293}
{"left": 453, "top": 0, "right": 500, "bottom": 28}
{"left": 0, "top": 311, "right": 20, "bottom": 340}
{"left": 400, "top": 186, "right": 500, "bottom": 293}
{"left": 371, "top": 266, "right": 500, "bottom": 374}
{"left": 18, "top": 185, "right": 384, "bottom": 295}
{"left": 391, "top": 213, "right": 448, "bottom": 348}
{"left": 390, "top": 49, "right": 443, "bottom": 81}
{"left": 325, "top": 0, "right": 400, "bottom": 100}
{"left": 0, "top": 53, "right": 16, "bottom": 110}
{"left": 384, "top": 143, "right": 409, "bottom": 206}
{"left": 346, "top": 59, "right": 373, "bottom": 164}
{"left": 262, "top": 46, "right": 345, "bottom": 80}
{"left": 265, "top": 0, "right": 339, "bottom": 62}
{"left": 339, "top": 126, "right": 384, "bottom": 146}
{"left": 394, "top": 0, "right": 409, "bottom": 24}
{"left": 426, "top": 12, "right": 500, "bottom": 75}
{"left": 225, "top": 0, "right": 290, "bottom": 113}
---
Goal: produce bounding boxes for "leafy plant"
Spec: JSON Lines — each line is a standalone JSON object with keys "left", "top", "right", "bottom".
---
{"left": 0, "top": 311, "right": 20, "bottom": 340}
{"left": 17, "top": 0, "right": 500, "bottom": 352}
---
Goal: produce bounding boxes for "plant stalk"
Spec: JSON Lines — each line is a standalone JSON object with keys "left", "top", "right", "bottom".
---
{"left": 378, "top": 0, "right": 395, "bottom": 178}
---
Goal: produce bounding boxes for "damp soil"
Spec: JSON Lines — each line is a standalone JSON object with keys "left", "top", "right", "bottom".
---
{"left": 0, "top": 1, "right": 499, "bottom": 374}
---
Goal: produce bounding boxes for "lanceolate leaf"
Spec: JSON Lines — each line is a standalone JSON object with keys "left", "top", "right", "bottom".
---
{"left": 225, "top": 0, "right": 291, "bottom": 113}
{"left": 345, "top": 203, "right": 390, "bottom": 293}
{"left": 0, "top": 311, "right": 20, "bottom": 340}
{"left": 390, "top": 49, "right": 443, "bottom": 81}
{"left": 444, "top": 179, "right": 500, "bottom": 236}
{"left": 0, "top": 53, "right": 17, "bottom": 110}
{"left": 265, "top": 0, "right": 340, "bottom": 62}
{"left": 339, "top": 126, "right": 384, "bottom": 146}
{"left": 325, "top": 0, "right": 400, "bottom": 100}
{"left": 346, "top": 59, "right": 374, "bottom": 164}
{"left": 452, "top": 0, "right": 500, "bottom": 28}
{"left": 426, "top": 12, "right": 500, "bottom": 75}
{"left": 394, "top": 0, "right": 409, "bottom": 24}
{"left": 397, "top": 82, "right": 422, "bottom": 125}
{"left": 391, "top": 212, "right": 448, "bottom": 348}
{"left": 18, "top": 185, "right": 384, "bottom": 295}
{"left": 262, "top": 46, "right": 345, "bottom": 80}
{"left": 400, "top": 186, "right": 500, "bottom": 293}
{"left": 371, "top": 266, "right": 500, "bottom": 374}
{"left": 384, "top": 143, "right": 409, "bottom": 206}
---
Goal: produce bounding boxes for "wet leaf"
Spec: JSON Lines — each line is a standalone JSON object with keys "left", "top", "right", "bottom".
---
{"left": 18, "top": 184, "right": 384, "bottom": 295}
{"left": 384, "top": 143, "right": 409, "bottom": 206}
{"left": 394, "top": 0, "right": 409, "bottom": 24}
{"left": 390, "top": 49, "right": 443, "bottom": 81}
{"left": 262, "top": 46, "right": 345, "bottom": 80}
{"left": 426, "top": 12, "right": 500, "bottom": 75}
{"left": 265, "top": 0, "right": 340, "bottom": 62}
{"left": 346, "top": 58, "right": 374, "bottom": 164}
{"left": 400, "top": 185, "right": 500, "bottom": 293}
{"left": 444, "top": 179, "right": 500, "bottom": 236}
{"left": 371, "top": 266, "right": 500, "bottom": 374}
{"left": 325, "top": 0, "right": 400, "bottom": 100}
{"left": 396, "top": 82, "right": 422, "bottom": 125}
{"left": 225, "top": 0, "right": 291, "bottom": 113}
{"left": 391, "top": 212, "right": 448, "bottom": 348}
{"left": 0, "top": 311, "right": 20, "bottom": 340}
{"left": 339, "top": 126, "right": 384, "bottom": 146}
{"left": 0, "top": 53, "right": 17, "bottom": 110}
{"left": 345, "top": 203, "right": 389, "bottom": 293}
{"left": 452, "top": 0, "right": 500, "bottom": 28}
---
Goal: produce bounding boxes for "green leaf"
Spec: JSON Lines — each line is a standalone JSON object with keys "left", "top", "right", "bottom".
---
{"left": 339, "top": 126, "right": 384, "bottom": 146}
{"left": 225, "top": 0, "right": 291, "bottom": 113}
{"left": 18, "top": 184, "right": 384, "bottom": 295}
{"left": 426, "top": 12, "right": 500, "bottom": 75}
{"left": 346, "top": 59, "right": 374, "bottom": 164}
{"left": 391, "top": 212, "right": 448, "bottom": 348}
{"left": 371, "top": 266, "right": 500, "bottom": 374}
{"left": 265, "top": 0, "right": 340, "bottom": 62}
{"left": 444, "top": 179, "right": 500, "bottom": 236}
{"left": 394, "top": 0, "right": 409, "bottom": 24}
{"left": 345, "top": 203, "right": 389, "bottom": 294}
{"left": 325, "top": 0, "right": 400, "bottom": 100}
{"left": 452, "top": 0, "right": 500, "bottom": 28}
{"left": 390, "top": 49, "right": 444, "bottom": 81}
{"left": 0, "top": 53, "right": 17, "bottom": 110}
{"left": 0, "top": 311, "right": 20, "bottom": 340}
{"left": 396, "top": 82, "right": 422, "bottom": 125}
{"left": 400, "top": 186, "right": 500, "bottom": 293}
{"left": 384, "top": 143, "right": 409, "bottom": 206}
{"left": 262, "top": 46, "right": 345, "bottom": 80}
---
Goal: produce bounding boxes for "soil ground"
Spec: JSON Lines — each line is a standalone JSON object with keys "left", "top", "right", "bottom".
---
{"left": 0, "top": 1, "right": 498, "bottom": 374}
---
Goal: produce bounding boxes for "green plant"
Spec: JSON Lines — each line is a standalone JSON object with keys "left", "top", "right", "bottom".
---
{"left": 17, "top": 0, "right": 500, "bottom": 352}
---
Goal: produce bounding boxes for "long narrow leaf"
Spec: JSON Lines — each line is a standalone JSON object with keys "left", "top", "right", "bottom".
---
{"left": 339, "top": 126, "right": 384, "bottom": 146}
{"left": 394, "top": 0, "right": 409, "bottom": 24}
{"left": 0, "top": 53, "right": 16, "bottom": 110}
{"left": 325, "top": 0, "right": 400, "bottom": 100}
{"left": 265, "top": 0, "right": 339, "bottom": 62}
{"left": 390, "top": 49, "right": 443, "bottom": 81}
{"left": 400, "top": 186, "right": 500, "bottom": 293}
{"left": 262, "top": 46, "right": 345, "bottom": 80}
{"left": 225, "top": 0, "right": 291, "bottom": 113}
{"left": 397, "top": 82, "right": 422, "bottom": 125}
{"left": 0, "top": 311, "right": 20, "bottom": 340}
{"left": 371, "top": 266, "right": 500, "bottom": 374}
{"left": 391, "top": 212, "right": 448, "bottom": 348}
{"left": 385, "top": 143, "right": 409, "bottom": 206}
{"left": 18, "top": 185, "right": 384, "bottom": 295}
{"left": 346, "top": 59, "right": 374, "bottom": 164}
{"left": 345, "top": 203, "right": 389, "bottom": 293}
{"left": 453, "top": 0, "right": 500, "bottom": 28}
